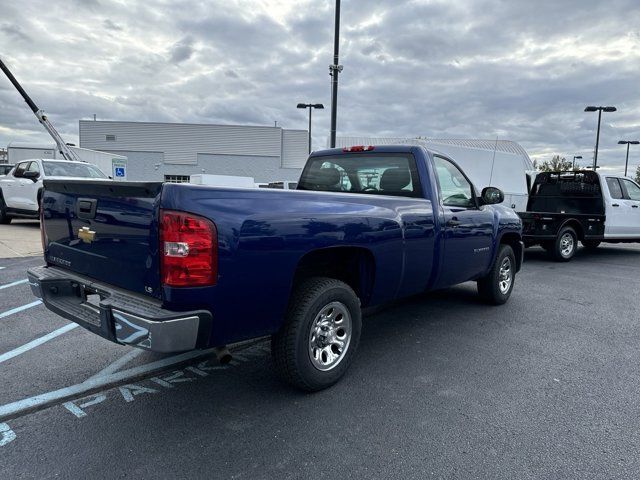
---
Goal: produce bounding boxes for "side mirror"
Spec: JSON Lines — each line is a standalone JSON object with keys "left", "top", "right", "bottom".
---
{"left": 480, "top": 186, "right": 504, "bottom": 205}
{"left": 22, "top": 171, "right": 40, "bottom": 181}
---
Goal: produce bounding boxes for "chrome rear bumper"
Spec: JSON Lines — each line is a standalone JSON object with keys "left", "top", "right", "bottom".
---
{"left": 27, "top": 265, "right": 212, "bottom": 353}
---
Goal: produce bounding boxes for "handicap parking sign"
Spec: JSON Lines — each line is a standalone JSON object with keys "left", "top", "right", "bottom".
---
{"left": 115, "top": 167, "right": 125, "bottom": 177}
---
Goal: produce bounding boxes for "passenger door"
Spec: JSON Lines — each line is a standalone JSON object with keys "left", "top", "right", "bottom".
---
{"left": 619, "top": 178, "right": 640, "bottom": 236}
{"left": 3, "top": 161, "right": 30, "bottom": 209}
{"left": 432, "top": 155, "right": 494, "bottom": 288}
{"left": 21, "top": 161, "right": 41, "bottom": 211}
{"left": 604, "top": 177, "right": 632, "bottom": 238}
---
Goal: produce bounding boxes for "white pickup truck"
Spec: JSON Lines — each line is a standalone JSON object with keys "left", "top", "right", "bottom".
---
{"left": 0, "top": 158, "right": 108, "bottom": 224}
{"left": 520, "top": 170, "right": 640, "bottom": 261}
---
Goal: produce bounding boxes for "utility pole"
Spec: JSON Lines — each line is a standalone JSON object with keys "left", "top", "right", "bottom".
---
{"left": 329, "top": 0, "right": 342, "bottom": 148}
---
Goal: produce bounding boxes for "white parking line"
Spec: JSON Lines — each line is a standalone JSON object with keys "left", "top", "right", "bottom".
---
{"left": 0, "top": 347, "right": 219, "bottom": 422}
{"left": 0, "top": 300, "right": 42, "bottom": 320}
{"left": 0, "top": 279, "right": 28, "bottom": 290}
{"left": 87, "top": 349, "right": 144, "bottom": 381}
{"left": 0, "top": 323, "right": 79, "bottom": 365}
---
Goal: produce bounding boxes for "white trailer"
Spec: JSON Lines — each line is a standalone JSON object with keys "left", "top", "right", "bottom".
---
{"left": 7, "top": 142, "right": 128, "bottom": 180}
{"left": 335, "top": 137, "right": 534, "bottom": 212}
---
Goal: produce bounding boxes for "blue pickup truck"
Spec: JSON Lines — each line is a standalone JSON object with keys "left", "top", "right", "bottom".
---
{"left": 28, "top": 145, "right": 523, "bottom": 390}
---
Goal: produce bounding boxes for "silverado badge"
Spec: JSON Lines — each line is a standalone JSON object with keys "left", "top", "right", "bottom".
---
{"left": 78, "top": 226, "right": 96, "bottom": 244}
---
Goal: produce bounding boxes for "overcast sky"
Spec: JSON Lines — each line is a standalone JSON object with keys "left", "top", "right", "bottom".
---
{"left": 1, "top": 0, "right": 639, "bottom": 174}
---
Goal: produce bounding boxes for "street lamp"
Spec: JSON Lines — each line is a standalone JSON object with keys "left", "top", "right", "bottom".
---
{"left": 572, "top": 155, "right": 582, "bottom": 170}
{"left": 618, "top": 140, "right": 640, "bottom": 177}
{"left": 297, "top": 103, "right": 324, "bottom": 154}
{"left": 329, "top": 0, "right": 342, "bottom": 148}
{"left": 584, "top": 105, "right": 617, "bottom": 169}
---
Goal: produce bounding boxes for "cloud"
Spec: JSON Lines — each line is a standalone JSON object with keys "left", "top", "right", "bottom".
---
{"left": 103, "top": 19, "right": 123, "bottom": 31}
{"left": 0, "top": 0, "right": 639, "bottom": 174}
{"left": 168, "top": 35, "right": 195, "bottom": 64}
{"left": 0, "top": 24, "right": 32, "bottom": 43}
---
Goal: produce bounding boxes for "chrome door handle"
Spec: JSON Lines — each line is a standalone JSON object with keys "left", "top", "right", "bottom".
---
{"left": 447, "top": 219, "right": 461, "bottom": 227}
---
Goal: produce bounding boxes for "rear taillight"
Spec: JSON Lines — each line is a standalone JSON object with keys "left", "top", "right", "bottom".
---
{"left": 159, "top": 210, "right": 218, "bottom": 287}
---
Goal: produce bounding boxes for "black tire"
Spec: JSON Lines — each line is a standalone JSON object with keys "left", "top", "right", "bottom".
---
{"left": 582, "top": 240, "right": 601, "bottom": 250}
{"left": 0, "top": 195, "right": 11, "bottom": 225}
{"left": 550, "top": 226, "right": 577, "bottom": 262}
{"left": 272, "top": 277, "right": 362, "bottom": 392}
{"left": 477, "top": 244, "right": 516, "bottom": 305}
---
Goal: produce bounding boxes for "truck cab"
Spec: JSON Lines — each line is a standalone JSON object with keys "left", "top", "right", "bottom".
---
{"left": 602, "top": 175, "right": 640, "bottom": 238}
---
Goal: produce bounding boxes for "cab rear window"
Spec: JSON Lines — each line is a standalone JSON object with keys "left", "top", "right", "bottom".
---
{"left": 297, "top": 154, "right": 422, "bottom": 198}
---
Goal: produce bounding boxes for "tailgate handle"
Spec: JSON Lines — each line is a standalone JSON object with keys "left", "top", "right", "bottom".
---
{"left": 77, "top": 198, "right": 98, "bottom": 219}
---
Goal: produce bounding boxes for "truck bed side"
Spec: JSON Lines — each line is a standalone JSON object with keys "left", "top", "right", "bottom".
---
{"left": 159, "top": 184, "right": 437, "bottom": 345}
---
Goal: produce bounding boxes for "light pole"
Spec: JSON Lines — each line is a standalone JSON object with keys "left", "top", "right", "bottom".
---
{"left": 618, "top": 140, "right": 640, "bottom": 177}
{"left": 297, "top": 103, "right": 324, "bottom": 153}
{"left": 329, "top": 0, "right": 342, "bottom": 148}
{"left": 572, "top": 155, "right": 582, "bottom": 170}
{"left": 584, "top": 106, "right": 617, "bottom": 169}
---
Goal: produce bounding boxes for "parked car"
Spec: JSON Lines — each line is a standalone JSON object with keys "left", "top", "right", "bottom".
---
{"left": 0, "top": 164, "right": 14, "bottom": 176}
{"left": 28, "top": 145, "right": 523, "bottom": 391}
{"left": 520, "top": 170, "right": 640, "bottom": 261}
{"left": 0, "top": 158, "right": 109, "bottom": 223}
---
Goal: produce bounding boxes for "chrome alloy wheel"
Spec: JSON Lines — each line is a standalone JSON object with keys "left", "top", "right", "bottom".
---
{"left": 498, "top": 257, "right": 512, "bottom": 294}
{"left": 560, "top": 233, "right": 575, "bottom": 257}
{"left": 308, "top": 301, "right": 352, "bottom": 371}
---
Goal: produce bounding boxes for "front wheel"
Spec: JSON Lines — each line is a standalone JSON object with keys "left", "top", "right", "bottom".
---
{"left": 272, "top": 277, "right": 362, "bottom": 391}
{"left": 477, "top": 244, "right": 516, "bottom": 305}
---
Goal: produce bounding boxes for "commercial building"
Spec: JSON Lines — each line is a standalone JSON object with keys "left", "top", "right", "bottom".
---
{"left": 79, "top": 120, "right": 308, "bottom": 183}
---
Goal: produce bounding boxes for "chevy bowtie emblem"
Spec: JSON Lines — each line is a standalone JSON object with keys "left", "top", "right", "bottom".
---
{"left": 78, "top": 226, "right": 96, "bottom": 244}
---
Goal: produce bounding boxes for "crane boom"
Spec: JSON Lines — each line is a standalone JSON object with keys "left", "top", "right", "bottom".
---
{"left": 0, "top": 57, "right": 82, "bottom": 162}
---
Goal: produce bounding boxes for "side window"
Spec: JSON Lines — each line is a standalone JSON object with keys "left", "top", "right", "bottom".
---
{"left": 433, "top": 156, "right": 475, "bottom": 208}
{"left": 13, "top": 162, "right": 28, "bottom": 178}
{"left": 621, "top": 179, "right": 640, "bottom": 201}
{"left": 606, "top": 178, "right": 624, "bottom": 200}
{"left": 26, "top": 161, "right": 40, "bottom": 175}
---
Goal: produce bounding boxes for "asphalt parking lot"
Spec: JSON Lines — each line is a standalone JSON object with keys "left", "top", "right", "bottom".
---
{"left": 2, "top": 242, "right": 640, "bottom": 479}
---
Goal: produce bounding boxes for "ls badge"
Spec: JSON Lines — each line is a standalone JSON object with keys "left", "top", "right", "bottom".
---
{"left": 78, "top": 226, "right": 96, "bottom": 244}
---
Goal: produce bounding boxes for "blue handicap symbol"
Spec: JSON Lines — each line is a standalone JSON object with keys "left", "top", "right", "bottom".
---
{"left": 115, "top": 167, "right": 125, "bottom": 177}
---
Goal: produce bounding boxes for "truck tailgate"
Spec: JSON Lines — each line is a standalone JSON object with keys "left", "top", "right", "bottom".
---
{"left": 42, "top": 180, "right": 163, "bottom": 299}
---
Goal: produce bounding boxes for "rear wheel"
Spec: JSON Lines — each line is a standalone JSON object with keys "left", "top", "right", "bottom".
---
{"left": 0, "top": 196, "right": 11, "bottom": 224}
{"left": 272, "top": 277, "right": 362, "bottom": 391}
{"left": 550, "top": 226, "right": 577, "bottom": 262}
{"left": 582, "top": 240, "right": 601, "bottom": 250}
{"left": 477, "top": 244, "right": 516, "bottom": 305}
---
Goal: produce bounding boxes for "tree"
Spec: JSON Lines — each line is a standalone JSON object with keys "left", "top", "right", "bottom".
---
{"left": 536, "top": 155, "right": 574, "bottom": 172}
{"left": 635, "top": 165, "right": 640, "bottom": 184}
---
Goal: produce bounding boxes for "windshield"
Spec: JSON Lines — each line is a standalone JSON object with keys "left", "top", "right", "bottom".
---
{"left": 43, "top": 161, "right": 108, "bottom": 178}
{"left": 297, "top": 154, "right": 422, "bottom": 197}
